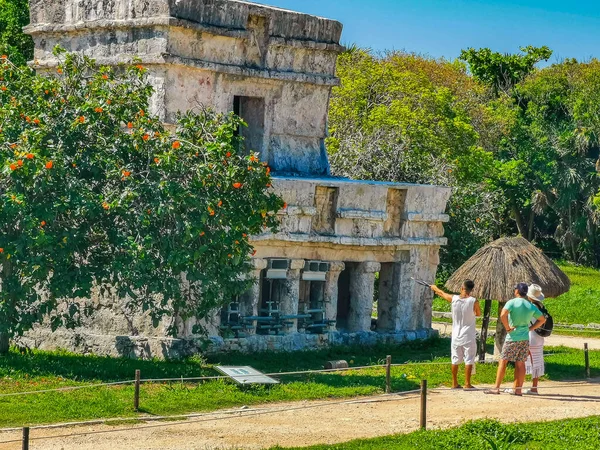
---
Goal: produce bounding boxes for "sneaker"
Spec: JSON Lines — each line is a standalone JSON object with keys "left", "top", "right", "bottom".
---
{"left": 524, "top": 389, "right": 539, "bottom": 395}
{"left": 503, "top": 388, "right": 514, "bottom": 394}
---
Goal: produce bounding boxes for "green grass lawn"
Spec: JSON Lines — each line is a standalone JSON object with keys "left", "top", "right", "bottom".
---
{"left": 277, "top": 416, "right": 600, "bottom": 450}
{"left": 0, "top": 338, "right": 598, "bottom": 428}
{"left": 433, "top": 263, "right": 600, "bottom": 326}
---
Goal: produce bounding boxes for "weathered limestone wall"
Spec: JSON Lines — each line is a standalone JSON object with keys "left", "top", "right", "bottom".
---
{"left": 254, "top": 177, "right": 449, "bottom": 263}
{"left": 22, "top": 176, "right": 450, "bottom": 358}
{"left": 25, "top": 0, "right": 342, "bottom": 175}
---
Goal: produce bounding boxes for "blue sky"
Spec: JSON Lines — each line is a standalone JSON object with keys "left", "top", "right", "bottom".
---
{"left": 260, "top": 0, "right": 600, "bottom": 63}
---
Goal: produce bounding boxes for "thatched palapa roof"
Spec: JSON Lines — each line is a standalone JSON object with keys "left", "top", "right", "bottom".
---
{"left": 445, "top": 236, "right": 571, "bottom": 301}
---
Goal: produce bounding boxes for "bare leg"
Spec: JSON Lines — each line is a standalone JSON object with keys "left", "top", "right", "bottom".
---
{"left": 515, "top": 361, "right": 526, "bottom": 395}
{"left": 484, "top": 359, "right": 508, "bottom": 394}
{"left": 494, "top": 359, "right": 508, "bottom": 389}
{"left": 531, "top": 377, "right": 539, "bottom": 392}
{"left": 465, "top": 365, "right": 474, "bottom": 388}
{"left": 451, "top": 364, "right": 460, "bottom": 388}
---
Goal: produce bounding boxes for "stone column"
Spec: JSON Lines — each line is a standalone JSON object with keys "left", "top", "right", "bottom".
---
{"left": 324, "top": 261, "right": 345, "bottom": 325}
{"left": 420, "top": 247, "right": 440, "bottom": 330}
{"left": 392, "top": 248, "right": 439, "bottom": 332}
{"left": 242, "top": 258, "right": 268, "bottom": 336}
{"left": 347, "top": 261, "right": 381, "bottom": 332}
{"left": 377, "top": 262, "right": 401, "bottom": 332}
{"left": 280, "top": 259, "right": 305, "bottom": 333}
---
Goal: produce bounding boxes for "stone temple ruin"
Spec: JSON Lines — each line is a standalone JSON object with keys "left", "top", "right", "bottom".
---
{"left": 23, "top": 0, "right": 451, "bottom": 357}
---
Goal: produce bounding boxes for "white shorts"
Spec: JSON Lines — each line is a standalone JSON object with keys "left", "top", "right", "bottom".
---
{"left": 451, "top": 341, "right": 477, "bottom": 367}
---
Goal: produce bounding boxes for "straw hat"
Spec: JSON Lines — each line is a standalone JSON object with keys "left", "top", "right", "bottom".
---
{"left": 527, "top": 284, "right": 545, "bottom": 303}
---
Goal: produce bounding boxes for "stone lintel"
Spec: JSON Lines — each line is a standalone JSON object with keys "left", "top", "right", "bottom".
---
{"left": 251, "top": 234, "right": 448, "bottom": 248}
{"left": 27, "top": 0, "right": 343, "bottom": 43}
{"left": 24, "top": 17, "right": 344, "bottom": 53}
{"left": 405, "top": 213, "right": 451, "bottom": 223}
{"left": 30, "top": 54, "right": 339, "bottom": 87}
{"left": 251, "top": 241, "right": 442, "bottom": 265}
{"left": 336, "top": 209, "right": 387, "bottom": 221}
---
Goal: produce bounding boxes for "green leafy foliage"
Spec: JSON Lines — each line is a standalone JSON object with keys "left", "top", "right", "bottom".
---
{"left": 0, "top": 50, "right": 283, "bottom": 351}
{"left": 331, "top": 46, "right": 600, "bottom": 273}
{"left": 328, "top": 49, "right": 503, "bottom": 275}
{"left": 0, "top": 0, "right": 33, "bottom": 67}
{"left": 284, "top": 416, "right": 600, "bottom": 450}
{"left": 461, "top": 48, "right": 600, "bottom": 265}
{"left": 459, "top": 46, "right": 552, "bottom": 95}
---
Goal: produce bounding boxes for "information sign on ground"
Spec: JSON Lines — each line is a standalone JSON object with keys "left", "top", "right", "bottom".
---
{"left": 215, "top": 366, "right": 280, "bottom": 385}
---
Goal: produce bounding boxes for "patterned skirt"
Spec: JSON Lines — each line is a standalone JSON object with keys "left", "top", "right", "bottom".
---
{"left": 500, "top": 340, "right": 530, "bottom": 362}
{"left": 526, "top": 343, "right": 545, "bottom": 378}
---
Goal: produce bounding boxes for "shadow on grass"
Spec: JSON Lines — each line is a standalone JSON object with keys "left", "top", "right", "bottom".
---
{"left": 1, "top": 338, "right": 597, "bottom": 387}
{"left": 0, "top": 338, "right": 451, "bottom": 383}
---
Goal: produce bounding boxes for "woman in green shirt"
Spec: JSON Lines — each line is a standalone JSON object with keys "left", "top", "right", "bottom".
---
{"left": 484, "top": 283, "right": 546, "bottom": 396}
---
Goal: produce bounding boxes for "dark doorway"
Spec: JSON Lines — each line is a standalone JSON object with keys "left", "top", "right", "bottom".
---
{"left": 233, "top": 96, "right": 265, "bottom": 155}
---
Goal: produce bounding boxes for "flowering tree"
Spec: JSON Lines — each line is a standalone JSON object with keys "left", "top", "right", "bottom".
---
{"left": 0, "top": 49, "right": 283, "bottom": 353}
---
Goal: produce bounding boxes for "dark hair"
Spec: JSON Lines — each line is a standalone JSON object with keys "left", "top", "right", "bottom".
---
{"left": 463, "top": 279, "right": 475, "bottom": 293}
{"left": 515, "top": 282, "right": 529, "bottom": 297}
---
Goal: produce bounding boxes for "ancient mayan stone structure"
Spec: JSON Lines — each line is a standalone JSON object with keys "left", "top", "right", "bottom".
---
{"left": 23, "top": 0, "right": 451, "bottom": 358}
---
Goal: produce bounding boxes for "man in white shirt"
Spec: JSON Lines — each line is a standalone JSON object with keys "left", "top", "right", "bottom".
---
{"left": 431, "top": 280, "right": 481, "bottom": 389}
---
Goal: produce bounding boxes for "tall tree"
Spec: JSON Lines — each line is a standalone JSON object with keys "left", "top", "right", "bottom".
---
{"left": 460, "top": 46, "right": 553, "bottom": 242}
{"left": 0, "top": 50, "right": 283, "bottom": 353}
{"left": 327, "top": 49, "right": 503, "bottom": 274}
{"left": 459, "top": 46, "right": 552, "bottom": 96}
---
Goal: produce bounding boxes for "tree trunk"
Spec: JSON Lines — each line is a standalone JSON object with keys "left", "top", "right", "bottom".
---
{"left": 527, "top": 209, "right": 535, "bottom": 241}
{"left": 478, "top": 299, "right": 492, "bottom": 363}
{"left": 0, "top": 332, "right": 9, "bottom": 355}
{"left": 494, "top": 302, "right": 507, "bottom": 359}
{"left": 511, "top": 204, "right": 528, "bottom": 239}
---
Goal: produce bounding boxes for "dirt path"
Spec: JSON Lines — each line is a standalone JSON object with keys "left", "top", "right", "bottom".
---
{"left": 1, "top": 379, "right": 599, "bottom": 450}
{"left": 432, "top": 322, "right": 600, "bottom": 350}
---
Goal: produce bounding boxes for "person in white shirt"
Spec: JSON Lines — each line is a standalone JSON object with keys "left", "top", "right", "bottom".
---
{"left": 431, "top": 280, "right": 481, "bottom": 389}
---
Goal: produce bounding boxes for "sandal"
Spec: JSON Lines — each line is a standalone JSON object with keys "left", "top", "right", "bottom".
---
{"left": 484, "top": 389, "right": 500, "bottom": 395}
{"left": 451, "top": 385, "right": 463, "bottom": 390}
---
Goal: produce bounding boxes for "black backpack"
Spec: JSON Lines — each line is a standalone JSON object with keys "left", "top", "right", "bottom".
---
{"left": 535, "top": 305, "right": 554, "bottom": 337}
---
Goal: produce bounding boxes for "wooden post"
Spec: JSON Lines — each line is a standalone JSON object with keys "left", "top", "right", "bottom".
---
{"left": 22, "top": 427, "right": 29, "bottom": 450}
{"left": 479, "top": 299, "right": 492, "bottom": 363}
{"left": 134, "top": 369, "right": 141, "bottom": 411}
{"left": 385, "top": 355, "right": 392, "bottom": 394}
{"left": 585, "top": 343, "right": 590, "bottom": 379}
{"left": 420, "top": 380, "right": 427, "bottom": 430}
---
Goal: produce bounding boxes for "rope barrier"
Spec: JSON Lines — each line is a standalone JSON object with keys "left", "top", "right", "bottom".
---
{"left": 432, "top": 319, "right": 600, "bottom": 334}
{"left": 2, "top": 351, "right": 596, "bottom": 398}
{"left": 0, "top": 379, "right": 135, "bottom": 398}
{"left": 142, "top": 363, "right": 389, "bottom": 382}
